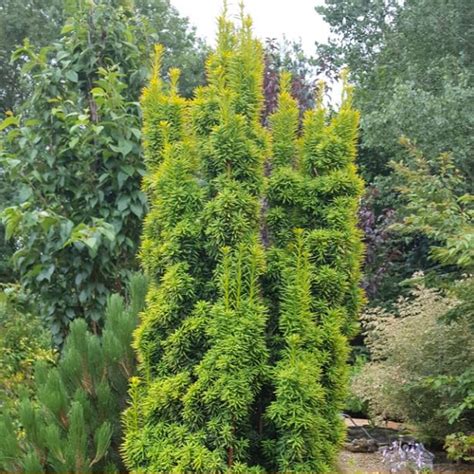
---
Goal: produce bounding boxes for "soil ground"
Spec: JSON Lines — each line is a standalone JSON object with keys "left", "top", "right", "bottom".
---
{"left": 337, "top": 449, "right": 474, "bottom": 473}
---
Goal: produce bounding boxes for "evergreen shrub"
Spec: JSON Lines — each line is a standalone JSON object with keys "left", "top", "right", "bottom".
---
{"left": 122, "top": 11, "right": 364, "bottom": 473}
{"left": 0, "top": 274, "right": 147, "bottom": 473}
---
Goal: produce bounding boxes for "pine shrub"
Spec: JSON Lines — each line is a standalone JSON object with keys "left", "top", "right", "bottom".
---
{"left": 0, "top": 274, "right": 147, "bottom": 473}
{"left": 123, "top": 11, "right": 364, "bottom": 473}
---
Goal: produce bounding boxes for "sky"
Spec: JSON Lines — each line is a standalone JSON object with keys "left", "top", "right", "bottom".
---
{"left": 170, "top": 0, "right": 330, "bottom": 56}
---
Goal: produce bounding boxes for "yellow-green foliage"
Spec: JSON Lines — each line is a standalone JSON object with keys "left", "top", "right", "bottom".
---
{"left": 0, "top": 285, "right": 55, "bottom": 413}
{"left": 123, "top": 10, "right": 364, "bottom": 474}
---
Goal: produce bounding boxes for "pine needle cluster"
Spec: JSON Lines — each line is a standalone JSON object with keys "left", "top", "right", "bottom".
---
{"left": 0, "top": 274, "right": 147, "bottom": 473}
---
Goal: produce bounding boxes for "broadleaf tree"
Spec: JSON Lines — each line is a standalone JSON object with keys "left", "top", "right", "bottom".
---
{"left": 0, "top": 0, "right": 205, "bottom": 343}
{"left": 317, "top": 0, "right": 474, "bottom": 303}
{"left": 122, "top": 10, "right": 364, "bottom": 473}
{"left": 0, "top": 0, "right": 64, "bottom": 113}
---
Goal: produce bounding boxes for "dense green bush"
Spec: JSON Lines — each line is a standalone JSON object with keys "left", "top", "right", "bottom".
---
{"left": 445, "top": 432, "right": 474, "bottom": 463}
{"left": 0, "top": 274, "right": 147, "bottom": 473}
{"left": 0, "top": 0, "right": 206, "bottom": 344}
{"left": 355, "top": 145, "right": 474, "bottom": 449}
{"left": 122, "top": 10, "right": 364, "bottom": 473}
{"left": 0, "top": 0, "right": 149, "bottom": 344}
{"left": 353, "top": 278, "right": 474, "bottom": 443}
{"left": 391, "top": 143, "right": 474, "bottom": 273}
{"left": 0, "top": 284, "right": 55, "bottom": 415}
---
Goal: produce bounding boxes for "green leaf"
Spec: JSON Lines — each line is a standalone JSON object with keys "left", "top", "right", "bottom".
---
{"left": 65, "top": 70, "right": 78, "bottom": 82}
{"left": 61, "top": 23, "right": 74, "bottom": 34}
{"left": 130, "top": 128, "right": 141, "bottom": 139}
{"left": 117, "top": 195, "right": 130, "bottom": 212}
{"left": 120, "top": 164, "right": 135, "bottom": 176}
{"left": 84, "top": 236, "right": 99, "bottom": 251}
{"left": 130, "top": 203, "right": 143, "bottom": 218}
{"left": 0, "top": 115, "right": 20, "bottom": 131}
{"left": 99, "top": 224, "right": 116, "bottom": 242}
{"left": 110, "top": 139, "right": 133, "bottom": 156}
{"left": 118, "top": 171, "right": 128, "bottom": 189}
{"left": 6, "top": 158, "right": 21, "bottom": 169}
{"left": 37, "top": 265, "right": 55, "bottom": 282}
{"left": 2, "top": 207, "right": 22, "bottom": 239}
{"left": 18, "top": 186, "right": 33, "bottom": 203}
{"left": 79, "top": 288, "right": 90, "bottom": 303}
{"left": 91, "top": 87, "right": 105, "bottom": 97}
{"left": 39, "top": 215, "right": 59, "bottom": 233}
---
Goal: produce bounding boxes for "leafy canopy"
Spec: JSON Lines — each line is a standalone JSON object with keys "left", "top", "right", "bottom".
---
{"left": 0, "top": 0, "right": 205, "bottom": 343}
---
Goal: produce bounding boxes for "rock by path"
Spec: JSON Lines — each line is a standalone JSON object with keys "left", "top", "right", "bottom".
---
{"left": 338, "top": 449, "right": 474, "bottom": 473}
{"left": 339, "top": 417, "right": 474, "bottom": 473}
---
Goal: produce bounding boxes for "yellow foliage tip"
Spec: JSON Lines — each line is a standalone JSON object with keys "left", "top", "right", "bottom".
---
{"left": 216, "top": 1, "right": 232, "bottom": 47}
{"left": 340, "top": 68, "right": 354, "bottom": 107}
{"left": 279, "top": 71, "right": 292, "bottom": 95}
{"left": 169, "top": 68, "right": 181, "bottom": 95}
{"left": 159, "top": 120, "right": 171, "bottom": 145}
{"left": 151, "top": 44, "right": 165, "bottom": 86}
{"left": 239, "top": 1, "right": 253, "bottom": 34}
{"left": 316, "top": 80, "right": 325, "bottom": 110}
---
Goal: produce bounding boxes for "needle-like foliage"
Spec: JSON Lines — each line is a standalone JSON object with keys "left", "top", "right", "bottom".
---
{"left": 123, "top": 9, "right": 364, "bottom": 473}
{"left": 0, "top": 274, "right": 147, "bottom": 473}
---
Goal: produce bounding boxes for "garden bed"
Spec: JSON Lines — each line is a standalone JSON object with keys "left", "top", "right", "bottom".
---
{"left": 339, "top": 419, "right": 474, "bottom": 473}
{"left": 338, "top": 450, "right": 474, "bottom": 474}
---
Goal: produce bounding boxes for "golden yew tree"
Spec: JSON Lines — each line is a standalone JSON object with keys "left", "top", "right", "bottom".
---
{"left": 122, "top": 10, "right": 364, "bottom": 473}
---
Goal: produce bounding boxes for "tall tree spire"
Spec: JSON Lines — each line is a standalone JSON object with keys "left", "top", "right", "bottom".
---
{"left": 123, "top": 10, "right": 364, "bottom": 473}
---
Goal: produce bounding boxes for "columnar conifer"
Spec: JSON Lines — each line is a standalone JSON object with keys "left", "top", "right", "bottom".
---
{"left": 265, "top": 72, "right": 364, "bottom": 471}
{"left": 123, "top": 10, "right": 364, "bottom": 473}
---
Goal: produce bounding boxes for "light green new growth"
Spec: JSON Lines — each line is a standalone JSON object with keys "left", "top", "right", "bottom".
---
{"left": 123, "top": 9, "right": 364, "bottom": 473}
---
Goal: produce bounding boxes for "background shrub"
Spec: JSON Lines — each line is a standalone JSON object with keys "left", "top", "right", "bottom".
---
{"left": 353, "top": 277, "right": 474, "bottom": 443}
{"left": 0, "top": 284, "right": 55, "bottom": 415}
